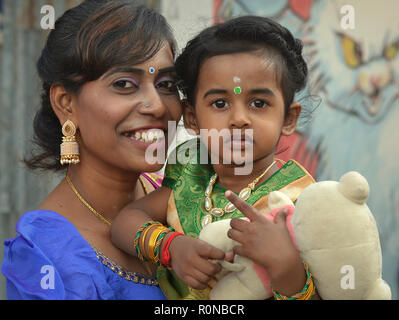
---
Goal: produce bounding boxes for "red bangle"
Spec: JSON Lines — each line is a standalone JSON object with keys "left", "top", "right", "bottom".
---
{"left": 159, "top": 232, "right": 184, "bottom": 268}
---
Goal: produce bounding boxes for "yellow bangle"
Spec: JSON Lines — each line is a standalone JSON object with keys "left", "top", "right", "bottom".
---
{"left": 272, "top": 262, "right": 315, "bottom": 300}
{"left": 148, "top": 226, "right": 169, "bottom": 261}
{"left": 140, "top": 223, "right": 163, "bottom": 258}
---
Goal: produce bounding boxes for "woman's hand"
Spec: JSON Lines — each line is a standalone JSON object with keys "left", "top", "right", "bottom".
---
{"left": 225, "top": 190, "right": 307, "bottom": 296}
{"left": 168, "top": 235, "right": 225, "bottom": 290}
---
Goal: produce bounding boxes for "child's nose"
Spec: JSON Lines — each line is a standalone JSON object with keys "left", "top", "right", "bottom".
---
{"left": 228, "top": 106, "right": 251, "bottom": 128}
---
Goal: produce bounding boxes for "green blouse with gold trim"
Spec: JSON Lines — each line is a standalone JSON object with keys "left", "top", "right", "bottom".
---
{"left": 158, "top": 138, "right": 315, "bottom": 299}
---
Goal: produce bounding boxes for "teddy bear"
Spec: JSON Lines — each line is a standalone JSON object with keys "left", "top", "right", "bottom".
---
{"left": 198, "top": 171, "right": 391, "bottom": 300}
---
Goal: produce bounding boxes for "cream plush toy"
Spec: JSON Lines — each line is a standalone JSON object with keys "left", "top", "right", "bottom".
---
{"left": 199, "top": 171, "right": 391, "bottom": 300}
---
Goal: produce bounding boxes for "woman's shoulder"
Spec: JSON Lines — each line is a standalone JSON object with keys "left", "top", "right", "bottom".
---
{"left": 1, "top": 210, "right": 112, "bottom": 299}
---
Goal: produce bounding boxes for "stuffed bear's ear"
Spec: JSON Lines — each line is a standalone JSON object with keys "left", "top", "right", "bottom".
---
{"left": 268, "top": 191, "right": 293, "bottom": 210}
{"left": 337, "top": 171, "right": 369, "bottom": 204}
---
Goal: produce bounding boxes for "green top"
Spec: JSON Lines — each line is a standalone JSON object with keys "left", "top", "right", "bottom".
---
{"left": 162, "top": 138, "right": 309, "bottom": 238}
{"left": 158, "top": 138, "right": 314, "bottom": 300}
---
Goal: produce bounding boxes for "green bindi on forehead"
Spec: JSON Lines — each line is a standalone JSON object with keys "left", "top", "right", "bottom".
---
{"left": 234, "top": 86, "right": 242, "bottom": 94}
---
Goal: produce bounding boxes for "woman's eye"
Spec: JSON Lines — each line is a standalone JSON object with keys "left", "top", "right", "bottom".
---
{"left": 250, "top": 99, "right": 268, "bottom": 108}
{"left": 113, "top": 79, "right": 138, "bottom": 89}
{"left": 212, "top": 99, "right": 229, "bottom": 109}
{"left": 156, "top": 80, "right": 177, "bottom": 93}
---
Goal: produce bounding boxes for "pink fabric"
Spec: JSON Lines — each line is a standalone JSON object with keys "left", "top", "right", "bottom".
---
{"left": 248, "top": 205, "right": 297, "bottom": 294}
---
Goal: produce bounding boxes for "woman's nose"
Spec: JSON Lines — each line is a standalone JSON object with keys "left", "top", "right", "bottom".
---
{"left": 137, "top": 87, "right": 167, "bottom": 118}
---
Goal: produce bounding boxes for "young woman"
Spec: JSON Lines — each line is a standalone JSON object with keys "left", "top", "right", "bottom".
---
{"left": 1, "top": 0, "right": 182, "bottom": 300}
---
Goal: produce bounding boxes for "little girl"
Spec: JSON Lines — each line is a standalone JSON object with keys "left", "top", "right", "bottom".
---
{"left": 111, "top": 16, "right": 318, "bottom": 300}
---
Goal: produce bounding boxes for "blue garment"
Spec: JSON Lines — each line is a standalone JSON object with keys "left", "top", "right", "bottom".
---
{"left": 1, "top": 210, "right": 166, "bottom": 300}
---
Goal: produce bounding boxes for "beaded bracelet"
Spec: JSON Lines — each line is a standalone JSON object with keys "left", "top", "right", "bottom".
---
{"left": 271, "top": 262, "right": 315, "bottom": 300}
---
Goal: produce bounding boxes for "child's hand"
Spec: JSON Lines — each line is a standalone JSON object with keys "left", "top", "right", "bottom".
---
{"left": 168, "top": 235, "right": 225, "bottom": 290}
{"left": 225, "top": 190, "right": 306, "bottom": 296}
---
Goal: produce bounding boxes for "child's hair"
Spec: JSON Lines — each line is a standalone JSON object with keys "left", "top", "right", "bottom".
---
{"left": 25, "top": 0, "right": 176, "bottom": 172}
{"left": 175, "top": 16, "right": 308, "bottom": 115}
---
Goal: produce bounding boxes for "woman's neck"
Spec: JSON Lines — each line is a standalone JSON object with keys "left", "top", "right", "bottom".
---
{"left": 212, "top": 154, "right": 278, "bottom": 193}
{"left": 65, "top": 162, "right": 142, "bottom": 224}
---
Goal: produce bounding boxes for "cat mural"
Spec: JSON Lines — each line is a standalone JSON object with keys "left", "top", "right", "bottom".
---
{"left": 215, "top": 0, "right": 399, "bottom": 299}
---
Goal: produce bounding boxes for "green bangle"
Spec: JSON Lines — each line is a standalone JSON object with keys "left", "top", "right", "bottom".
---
{"left": 271, "top": 262, "right": 314, "bottom": 300}
{"left": 134, "top": 221, "right": 156, "bottom": 261}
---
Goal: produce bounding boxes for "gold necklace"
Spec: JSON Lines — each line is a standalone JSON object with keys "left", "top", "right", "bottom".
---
{"left": 65, "top": 175, "right": 112, "bottom": 226}
{"left": 65, "top": 174, "right": 153, "bottom": 276}
{"left": 202, "top": 160, "right": 276, "bottom": 228}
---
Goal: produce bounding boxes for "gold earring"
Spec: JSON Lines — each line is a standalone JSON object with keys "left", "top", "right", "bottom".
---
{"left": 60, "top": 120, "right": 80, "bottom": 165}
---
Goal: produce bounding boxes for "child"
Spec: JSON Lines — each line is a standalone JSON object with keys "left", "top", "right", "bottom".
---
{"left": 111, "top": 16, "right": 317, "bottom": 300}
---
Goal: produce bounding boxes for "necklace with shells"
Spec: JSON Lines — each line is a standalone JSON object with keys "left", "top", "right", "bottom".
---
{"left": 202, "top": 160, "right": 276, "bottom": 228}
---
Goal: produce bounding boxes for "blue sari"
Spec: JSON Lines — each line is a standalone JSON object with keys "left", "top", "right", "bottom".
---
{"left": 1, "top": 173, "right": 166, "bottom": 300}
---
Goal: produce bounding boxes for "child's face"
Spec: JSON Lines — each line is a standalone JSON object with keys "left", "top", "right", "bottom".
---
{"left": 185, "top": 51, "right": 300, "bottom": 166}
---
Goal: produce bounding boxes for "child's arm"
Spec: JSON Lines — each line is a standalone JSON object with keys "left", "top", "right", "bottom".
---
{"left": 224, "top": 191, "right": 320, "bottom": 300}
{"left": 111, "top": 186, "right": 225, "bottom": 289}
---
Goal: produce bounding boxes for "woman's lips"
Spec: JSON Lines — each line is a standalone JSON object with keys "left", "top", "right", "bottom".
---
{"left": 121, "top": 127, "right": 166, "bottom": 149}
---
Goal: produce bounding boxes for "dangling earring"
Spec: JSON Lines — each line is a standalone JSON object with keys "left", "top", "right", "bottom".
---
{"left": 60, "top": 120, "right": 80, "bottom": 165}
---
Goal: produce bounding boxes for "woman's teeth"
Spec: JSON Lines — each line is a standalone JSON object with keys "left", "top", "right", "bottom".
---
{"left": 125, "top": 129, "right": 165, "bottom": 143}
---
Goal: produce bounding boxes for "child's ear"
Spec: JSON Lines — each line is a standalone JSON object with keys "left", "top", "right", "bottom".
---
{"left": 281, "top": 102, "right": 301, "bottom": 136}
{"left": 183, "top": 102, "right": 200, "bottom": 135}
{"left": 50, "top": 85, "right": 78, "bottom": 127}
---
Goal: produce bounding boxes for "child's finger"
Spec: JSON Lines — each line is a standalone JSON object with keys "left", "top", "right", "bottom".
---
{"left": 225, "top": 190, "right": 268, "bottom": 223}
{"left": 230, "top": 217, "right": 250, "bottom": 231}
{"left": 184, "top": 275, "right": 208, "bottom": 290}
{"left": 227, "top": 228, "right": 246, "bottom": 244}
{"left": 196, "top": 258, "right": 222, "bottom": 277}
{"left": 198, "top": 241, "right": 226, "bottom": 261}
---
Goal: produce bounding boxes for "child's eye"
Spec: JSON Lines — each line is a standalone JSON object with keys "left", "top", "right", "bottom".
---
{"left": 212, "top": 99, "right": 229, "bottom": 109}
{"left": 250, "top": 99, "right": 268, "bottom": 109}
{"left": 112, "top": 79, "right": 138, "bottom": 90}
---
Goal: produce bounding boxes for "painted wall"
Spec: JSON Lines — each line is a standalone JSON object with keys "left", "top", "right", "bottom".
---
{"left": 214, "top": 0, "right": 399, "bottom": 299}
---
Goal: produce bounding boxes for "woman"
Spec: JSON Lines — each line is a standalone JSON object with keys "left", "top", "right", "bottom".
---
{"left": 1, "top": 0, "right": 182, "bottom": 299}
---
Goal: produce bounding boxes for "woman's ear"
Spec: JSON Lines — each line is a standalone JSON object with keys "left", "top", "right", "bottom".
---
{"left": 50, "top": 85, "right": 78, "bottom": 127}
{"left": 183, "top": 102, "right": 200, "bottom": 135}
{"left": 281, "top": 102, "right": 301, "bottom": 136}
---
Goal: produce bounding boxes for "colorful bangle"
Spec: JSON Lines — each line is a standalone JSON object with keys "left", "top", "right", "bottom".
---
{"left": 148, "top": 226, "right": 169, "bottom": 261}
{"left": 271, "top": 262, "right": 315, "bottom": 300}
{"left": 134, "top": 221, "right": 155, "bottom": 261}
{"left": 159, "top": 232, "right": 184, "bottom": 268}
{"left": 141, "top": 223, "right": 163, "bottom": 256}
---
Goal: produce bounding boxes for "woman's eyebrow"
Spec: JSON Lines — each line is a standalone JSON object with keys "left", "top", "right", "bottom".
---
{"left": 102, "top": 67, "right": 144, "bottom": 79}
{"left": 102, "top": 66, "right": 176, "bottom": 79}
{"left": 157, "top": 66, "right": 176, "bottom": 75}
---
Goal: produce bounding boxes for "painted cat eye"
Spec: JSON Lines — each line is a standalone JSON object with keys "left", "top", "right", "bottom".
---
{"left": 340, "top": 34, "right": 362, "bottom": 68}
{"left": 384, "top": 41, "right": 399, "bottom": 60}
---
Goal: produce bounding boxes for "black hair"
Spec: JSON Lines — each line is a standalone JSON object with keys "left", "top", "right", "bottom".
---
{"left": 175, "top": 15, "right": 308, "bottom": 114}
{"left": 25, "top": 0, "right": 176, "bottom": 172}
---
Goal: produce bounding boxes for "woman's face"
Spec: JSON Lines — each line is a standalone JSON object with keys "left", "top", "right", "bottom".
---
{"left": 75, "top": 44, "right": 182, "bottom": 174}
